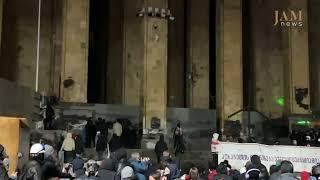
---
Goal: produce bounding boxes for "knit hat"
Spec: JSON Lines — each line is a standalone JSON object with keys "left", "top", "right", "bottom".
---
{"left": 121, "top": 166, "right": 134, "bottom": 179}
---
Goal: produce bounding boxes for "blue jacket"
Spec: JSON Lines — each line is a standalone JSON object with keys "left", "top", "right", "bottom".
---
{"left": 168, "top": 163, "right": 180, "bottom": 180}
{"left": 129, "top": 159, "right": 148, "bottom": 180}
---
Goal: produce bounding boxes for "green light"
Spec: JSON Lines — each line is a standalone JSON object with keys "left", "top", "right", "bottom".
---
{"left": 276, "top": 97, "right": 285, "bottom": 106}
{"left": 297, "top": 119, "right": 311, "bottom": 126}
{"left": 297, "top": 121, "right": 306, "bottom": 125}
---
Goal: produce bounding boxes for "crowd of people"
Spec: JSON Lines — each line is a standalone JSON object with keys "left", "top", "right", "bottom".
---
{"left": 2, "top": 141, "right": 320, "bottom": 180}
{"left": 2, "top": 119, "right": 320, "bottom": 180}
{"left": 289, "top": 129, "right": 320, "bottom": 147}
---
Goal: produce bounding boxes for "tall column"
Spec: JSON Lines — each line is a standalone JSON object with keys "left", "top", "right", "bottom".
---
{"left": 123, "top": 0, "right": 168, "bottom": 129}
{"left": 186, "top": 0, "right": 210, "bottom": 109}
{"left": 122, "top": 0, "right": 144, "bottom": 106}
{"left": 286, "top": 0, "right": 310, "bottom": 114}
{"left": 216, "top": 0, "right": 243, "bottom": 124}
{"left": 252, "top": 0, "right": 288, "bottom": 118}
{"left": 60, "top": 0, "right": 89, "bottom": 102}
{"left": 142, "top": 0, "right": 168, "bottom": 129}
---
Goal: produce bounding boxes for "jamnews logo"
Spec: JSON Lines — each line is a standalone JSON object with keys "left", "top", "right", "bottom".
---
{"left": 273, "top": 10, "right": 303, "bottom": 27}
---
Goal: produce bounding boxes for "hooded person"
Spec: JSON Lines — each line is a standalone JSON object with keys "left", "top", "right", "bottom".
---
{"left": 61, "top": 133, "right": 76, "bottom": 163}
{"left": 155, "top": 134, "right": 168, "bottom": 163}
{"left": 96, "top": 158, "right": 119, "bottom": 180}
{"left": 250, "top": 155, "right": 269, "bottom": 180}
{"left": 110, "top": 148, "right": 131, "bottom": 177}
{"left": 121, "top": 166, "right": 136, "bottom": 180}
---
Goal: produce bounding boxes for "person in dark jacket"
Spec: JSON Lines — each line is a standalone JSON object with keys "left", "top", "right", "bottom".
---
{"left": 17, "top": 161, "right": 42, "bottom": 180}
{"left": 43, "top": 105, "right": 55, "bottom": 130}
{"left": 110, "top": 148, "right": 130, "bottom": 177}
{"left": 245, "top": 164, "right": 261, "bottom": 180}
{"left": 75, "top": 134, "right": 85, "bottom": 155}
{"left": 86, "top": 119, "right": 97, "bottom": 148}
{"left": 96, "top": 158, "right": 119, "bottom": 180}
{"left": 155, "top": 134, "right": 168, "bottom": 163}
{"left": 110, "top": 134, "right": 123, "bottom": 152}
{"left": 161, "top": 152, "right": 180, "bottom": 180}
{"left": 96, "top": 132, "right": 107, "bottom": 161}
{"left": 173, "top": 123, "right": 185, "bottom": 170}
{"left": 72, "top": 154, "right": 86, "bottom": 178}
{"left": 250, "top": 155, "right": 269, "bottom": 180}
{"left": 212, "top": 163, "right": 232, "bottom": 180}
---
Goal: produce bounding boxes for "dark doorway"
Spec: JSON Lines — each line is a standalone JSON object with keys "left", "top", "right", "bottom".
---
{"left": 242, "top": 0, "right": 254, "bottom": 108}
{"left": 209, "top": 0, "right": 217, "bottom": 109}
{"left": 87, "top": 0, "right": 109, "bottom": 103}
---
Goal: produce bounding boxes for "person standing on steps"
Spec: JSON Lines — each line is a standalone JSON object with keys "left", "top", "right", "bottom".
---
{"left": 155, "top": 134, "right": 168, "bottom": 163}
{"left": 173, "top": 123, "right": 185, "bottom": 170}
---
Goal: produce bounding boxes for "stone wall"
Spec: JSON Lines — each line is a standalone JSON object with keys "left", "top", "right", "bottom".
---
{"left": 0, "top": 78, "right": 38, "bottom": 123}
{"left": 0, "top": 0, "right": 55, "bottom": 92}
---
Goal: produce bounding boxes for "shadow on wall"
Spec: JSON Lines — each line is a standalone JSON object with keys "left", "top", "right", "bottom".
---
{"left": 0, "top": 0, "right": 19, "bottom": 81}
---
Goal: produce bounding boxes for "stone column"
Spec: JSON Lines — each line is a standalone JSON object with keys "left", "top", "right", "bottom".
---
{"left": 286, "top": 0, "right": 310, "bottom": 114}
{"left": 142, "top": 0, "right": 168, "bottom": 129}
{"left": 123, "top": 0, "right": 168, "bottom": 129}
{"left": 122, "top": 0, "right": 144, "bottom": 106}
{"left": 60, "top": 0, "right": 89, "bottom": 102}
{"left": 251, "top": 0, "right": 288, "bottom": 118}
{"left": 186, "top": 0, "right": 210, "bottom": 109}
{"left": 216, "top": 0, "right": 243, "bottom": 125}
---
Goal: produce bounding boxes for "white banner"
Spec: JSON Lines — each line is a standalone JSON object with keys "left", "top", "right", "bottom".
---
{"left": 217, "top": 142, "right": 320, "bottom": 172}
